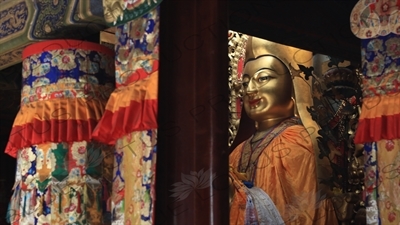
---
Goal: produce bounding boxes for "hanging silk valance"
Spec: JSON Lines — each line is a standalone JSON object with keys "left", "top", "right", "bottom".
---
{"left": 5, "top": 39, "right": 115, "bottom": 157}
{"left": 355, "top": 33, "right": 400, "bottom": 143}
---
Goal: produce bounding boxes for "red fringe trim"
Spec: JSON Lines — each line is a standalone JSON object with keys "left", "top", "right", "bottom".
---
{"left": 92, "top": 99, "right": 158, "bottom": 145}
{"left": 5, "top": 119, "right": 98, "bottom": 158}
{"left": 354, "top": 114, "right": 400, "bottom": 143}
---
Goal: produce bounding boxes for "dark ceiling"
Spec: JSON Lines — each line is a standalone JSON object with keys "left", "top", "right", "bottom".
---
{"left": 229, "top": 0, "right": 360, "bottom": 62}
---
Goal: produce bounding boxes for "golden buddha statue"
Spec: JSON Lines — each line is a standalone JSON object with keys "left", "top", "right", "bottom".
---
{"left": 229, "top": 36, "right": 339, "bottom": 225}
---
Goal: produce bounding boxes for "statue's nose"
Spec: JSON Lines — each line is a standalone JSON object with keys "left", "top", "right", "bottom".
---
{"left": 246, "top": 80, "right": 258, "bottom": 94}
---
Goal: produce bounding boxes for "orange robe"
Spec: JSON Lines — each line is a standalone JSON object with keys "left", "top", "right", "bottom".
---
{"left": 229, "top": 124, "right": 338, "bottom": 225}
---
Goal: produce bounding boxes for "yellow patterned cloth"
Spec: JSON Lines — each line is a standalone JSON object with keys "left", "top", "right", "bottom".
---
{"left": 111, "top": 130, "right": 157, "bottom": 225}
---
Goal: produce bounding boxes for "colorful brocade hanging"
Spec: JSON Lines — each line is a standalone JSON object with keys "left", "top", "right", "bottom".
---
{"left": 92, "top": 6, "right": 159, "bottom": 225}
{"left": 351, "top": 1, "right": 400, "bottom": 223}
{"left": 5, "top": 40, "right": 115, "bottom": 225}
{"left": 353, "top": 32, "right": 400, "bottom": 225}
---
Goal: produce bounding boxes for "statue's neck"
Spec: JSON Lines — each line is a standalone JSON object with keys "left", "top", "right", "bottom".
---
{"left": 255, "top": 114, "right": 294, "bottom": 132}
{"left": 250, "top": 114, "right": 294, "bottom": 148}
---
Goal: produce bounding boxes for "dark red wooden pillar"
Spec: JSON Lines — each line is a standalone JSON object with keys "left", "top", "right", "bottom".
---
{"left": 156, "top": 0, "right": 229, "bottom": 224}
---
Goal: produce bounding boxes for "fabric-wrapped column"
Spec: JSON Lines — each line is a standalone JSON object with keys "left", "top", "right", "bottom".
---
{"left": 351, "top": 1, "right": 400, "bottom": 224}
{"left": 5, "top": 40, "right": 115, "bottom": 224}
{"left": 354, "top": 34, "right": 400, "bottom": 225}
{"left": 92, "top": 7, "right": 160, "bottom": 225}
{"left": 156, "top": 0, "right": 229, "bottom": 224}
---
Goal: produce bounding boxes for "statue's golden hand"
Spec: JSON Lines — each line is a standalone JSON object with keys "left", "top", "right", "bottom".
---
{"left": 229, "top": 176, "right": 234, "bottom": 206}
{"left": 228, "top": 165, "right": 249, "bottom": 206}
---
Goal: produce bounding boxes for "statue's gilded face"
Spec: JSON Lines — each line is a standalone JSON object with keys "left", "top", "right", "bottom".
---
{"left": 242, "top": 55, "right": 294, "bottom": 122}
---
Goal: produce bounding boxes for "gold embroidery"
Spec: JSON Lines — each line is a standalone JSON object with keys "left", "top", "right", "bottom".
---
{"left": 103, "top": 0, "right": 125, "bottom": 24}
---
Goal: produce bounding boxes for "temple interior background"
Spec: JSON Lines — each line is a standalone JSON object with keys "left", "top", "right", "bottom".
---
{"left": 0, "top": 0, "right": 362, "bottom": 224}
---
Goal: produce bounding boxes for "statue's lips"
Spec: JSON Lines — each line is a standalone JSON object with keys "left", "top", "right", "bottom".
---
{"left": 248, "top": 98, "right": 261, "bottom": 106}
